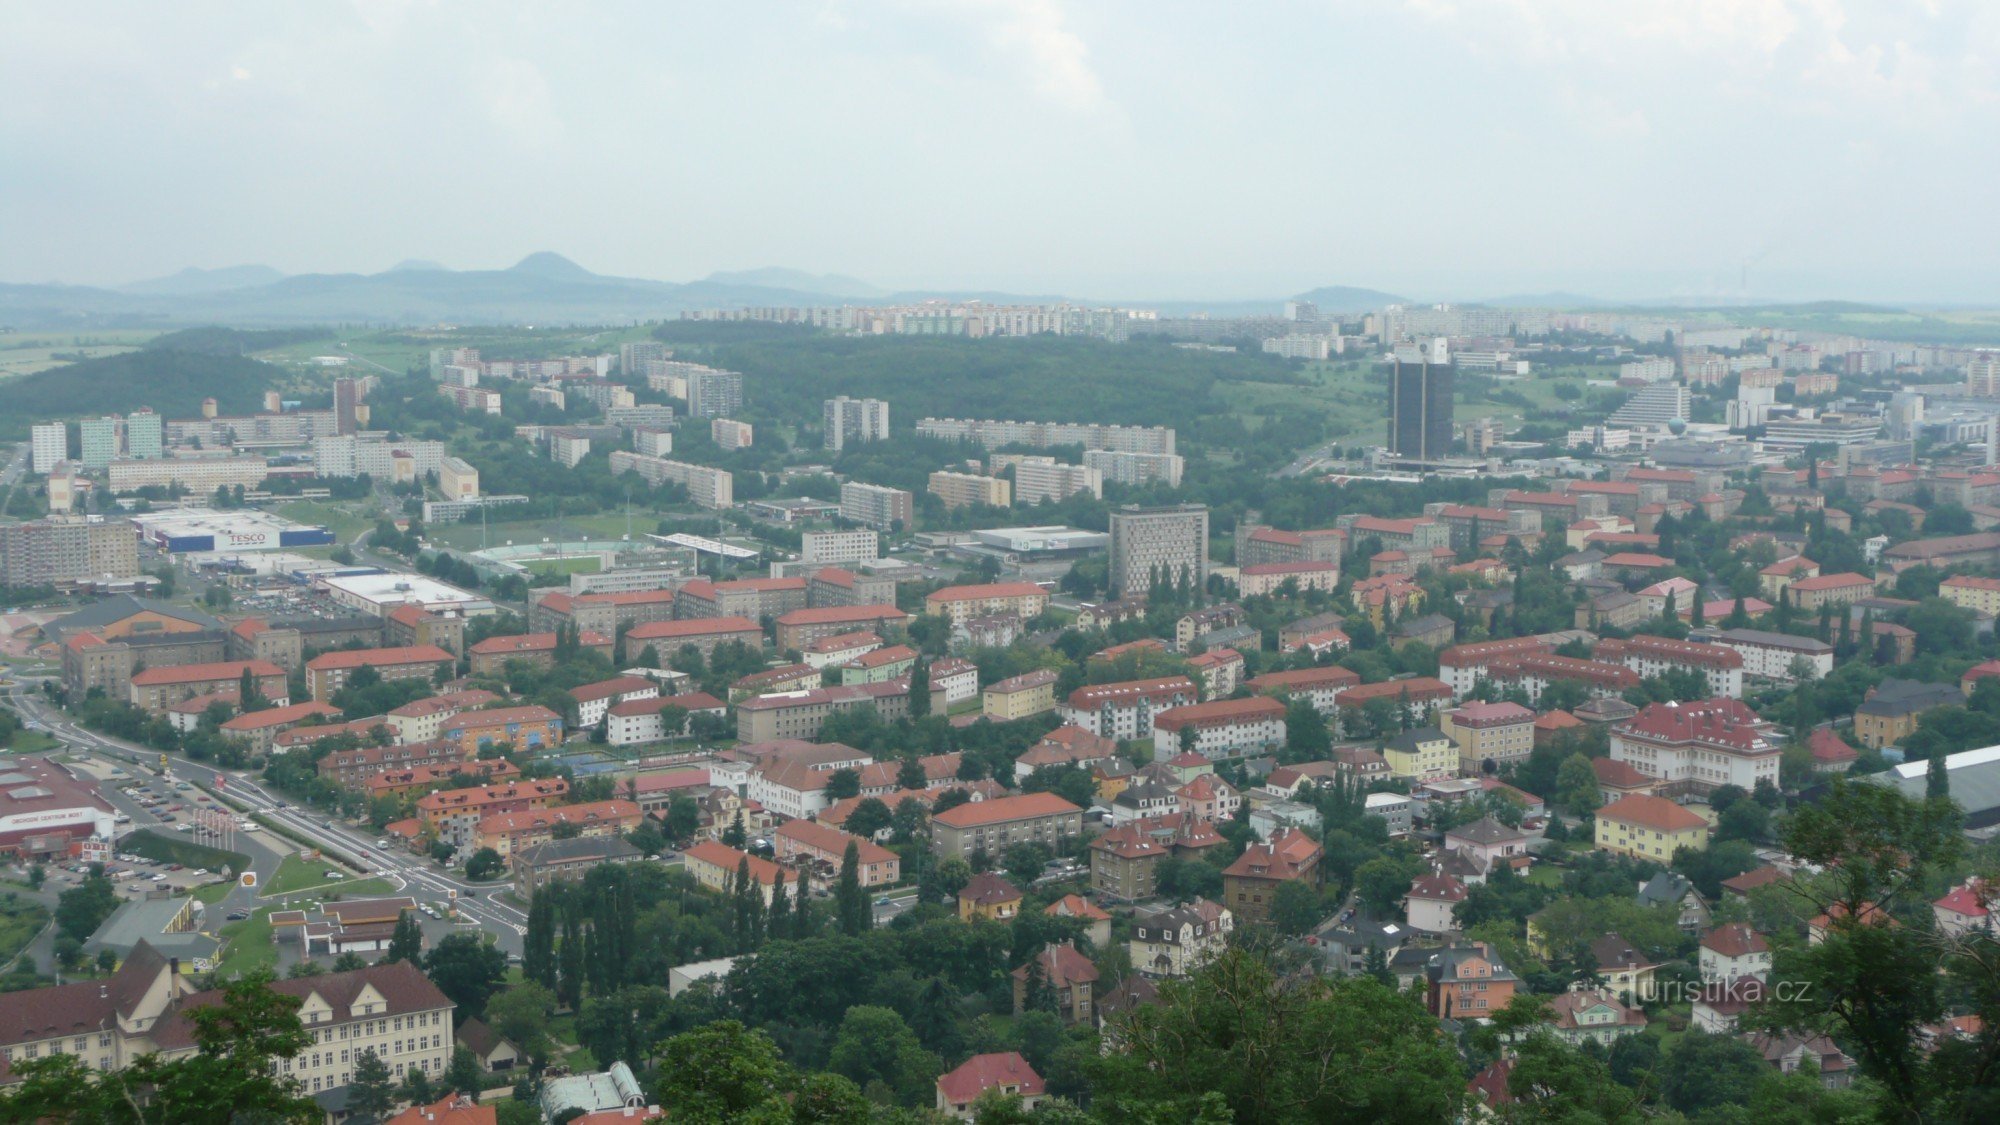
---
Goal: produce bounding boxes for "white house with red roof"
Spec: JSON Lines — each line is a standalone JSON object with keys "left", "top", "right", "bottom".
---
{"left": 1406, "top": 871, "right": 1468, "bottom": 934}
{"left": 1609, "top": 698, "right": 1778, "bottom": 797}
{"left": 1699, "top": 922, "right": 1773, "bottom": 984}
{"left": 570, "top": 675, "right": 660, "bottom": 727}
{"left": 1934, "top": 881, "right": 1994, "bottom": 938}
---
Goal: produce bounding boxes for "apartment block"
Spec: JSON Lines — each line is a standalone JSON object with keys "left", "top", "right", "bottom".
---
{"left": 929, "top": 792, "right": 1084, "bottom": 859}
{"left": 1083, "top": 448, "right": 1185, "bottom": 488}
{"left": 917, "top": 418, "right": 1176, "bottom": 455}
{"left": 999, "top": 456, "right": 1102, "bottom": 505}
{"left": 840, "top": 481, "right": 914, "bottom": 530}
{"left": 823, "top": 396, "right": 891, "bottom": 451}
{"left": 1108, "top": 504, "right": 1209, "bottom": 597}
{"left": 438, "top": 456, "right": 479, "bottom": 500}
{"left": 0, "top": 518, "right": 139, "bottom": 586}
{"left": 305, "top": 644, "right": 456, "bottom": 701}
{"left": 30, "top": 422, "right": 66, "bottom": 474}
{"left": 686, "top": 368, "right": 745, "bottom": 418}
{"left": 929, "top": 470, "right": 1011, "bottom": 509}
{"left": 607, "top": 451, "right": 734, "bottom": 509}
{"left": 711, "top": 418, "right": 754, "bottom": 450}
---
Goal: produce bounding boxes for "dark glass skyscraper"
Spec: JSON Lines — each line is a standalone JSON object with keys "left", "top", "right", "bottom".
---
{"left": 1388, "top": 353, "right": 1454, "bottom": 459}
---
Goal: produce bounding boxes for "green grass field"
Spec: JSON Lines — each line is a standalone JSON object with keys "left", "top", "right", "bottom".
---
{"left": 0, "top": 892, "right": 50, "bottom": 969}
{"left": 4, "top": 731, "right": 63, "bottom": 755}
{"left": 430, "top": 513, "right": 649, "bottom": 552}
{"left": 0, "top": 331, "right": 155, "bottom": 380}
{"left": 273, "top": 500, "right": 373, "bottom": 541}
{"left": 525, "top": 556, "right": 603, "bottom": 577}
{"left": 261, "top": 855, "right": 353, "bottom": 897}
{"left": 216, "top": 907, "right": 277, "bottom": 976}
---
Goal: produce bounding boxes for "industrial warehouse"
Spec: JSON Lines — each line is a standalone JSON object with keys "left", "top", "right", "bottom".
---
{"left": 130, "top": 508, "right": 337, "bottom": 554}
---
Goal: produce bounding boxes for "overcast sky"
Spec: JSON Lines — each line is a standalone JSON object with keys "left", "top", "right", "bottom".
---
{"left": 5, "top": 1, "right": 1998, "bottom": 303}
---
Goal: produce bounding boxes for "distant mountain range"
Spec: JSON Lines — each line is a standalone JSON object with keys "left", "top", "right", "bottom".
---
{"left": 0, "top": 253, "right": 1875, "bottom": 330}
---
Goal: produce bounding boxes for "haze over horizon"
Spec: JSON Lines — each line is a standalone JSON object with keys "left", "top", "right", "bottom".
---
{"left": 7, "top": 1, "right": 2000, "bottom": 305}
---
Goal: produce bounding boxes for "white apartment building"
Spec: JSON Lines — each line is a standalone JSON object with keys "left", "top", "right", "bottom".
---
{"left": 438, "top": 456, "right": 479, "bottom": 500}
{"left": 1083, "top": 448, "right": 1186, "bottom": 489}
{"left": 31, "top": 423, "right": 66, "bottom": 475}
{"left": 823, "top": 397, "right": 891, "bottom": 451}
{"left": 1005, "top": 457, "right": 1102, "bottom": 505}
{"left": 802, "top": 529, "right": 880, "bottom": 566}
{"left": 916, "top": 418, "right": 1177, "bottom": 455}
{"left": 549, "top": 431, "right": 591, "bottom": 468}
{"left": 686, "top": 368, "right": 744, "bottom": 418}
{"left": 1712, "top": 629, "right": 1834, "bottom": 683}
{"left": 840, "top": 481, "right": 914, "bottom": 530}
{"left": 1598, "top": 636, "right": 1745, "bottom": 699}
{"left": 608, "top": 451, "right": 734, "bottom": 509}
{"left": 712, "top": 418, "right": 754, "bottom": 450}
{"left": 107, "top": 456, "right": 273, "bottom": 493}
{"left": 313, "top": 435, "right": 447, "bottom": 479}
{"left": 1061, "top": 677, "right": 1198, "bottom": 740}
{"left": 928, "top": 470, "right": 1011, "bottom": 510}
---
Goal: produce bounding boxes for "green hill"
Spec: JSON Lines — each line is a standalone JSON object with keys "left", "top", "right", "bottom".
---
{"left": 0, "top": 348, "right": 284, "bottom": 437}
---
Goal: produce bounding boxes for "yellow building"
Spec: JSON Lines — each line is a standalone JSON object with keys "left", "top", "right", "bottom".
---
{"left": 1439, "top": 701, "right": 1536, "bottom": 772}
{"left": 958, "top": 872, "right": 1023, "bottom": 921}
{"left": 984, "top": 669, "right": 1059, "bottom": 721}
{"left": 928, "top": 470, "right": 1011, "bottom": 509}
{"left": 1941, "top": 575, "right": 2000, "bottom": 616}
{"left": 1381, "top": 726, "right": 1458, "bottom": 782}
{"left": 1594, "top": 795, "right": 1710, "bottom": 860}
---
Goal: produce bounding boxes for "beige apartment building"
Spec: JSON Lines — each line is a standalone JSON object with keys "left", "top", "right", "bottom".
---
{"left": 1441, "top": 700, "right": 1537, "bottom": 771}
{"left": 928, "top": 470, "right": 1011, "bottom": 509}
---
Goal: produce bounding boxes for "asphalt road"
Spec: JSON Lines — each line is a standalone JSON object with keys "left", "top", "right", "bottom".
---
{"left": 8, "top": 681, "right": 529, "bottom": 957}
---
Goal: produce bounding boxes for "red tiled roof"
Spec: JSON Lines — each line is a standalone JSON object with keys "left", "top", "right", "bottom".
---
{"left": 627, "top": 616, "right": 761, "bottom": 640}
{"left": 220, "top": 701, "right": 343, "bottom": 731}
{"left": 1152, "top": 696, "right": 1285, "bottom": 730}
{"left": 933, "top": 792, "right": 1080, "bottom": 828}
{"left": 569, "top": 675, "right": 658, "bottom": 703}
{"left": 1448, "top": 701, "right": 1534, "bottom": 727}
{"left": 307, "top": 644, "right": 454, "bottom": 671}
{"left": 1599, "top": 794, "right": 1708, "bottom": 832}
{"left": 936, "top": 1053, "right": 1045, "bottom": 1106}
{"left": 1590, "top": 757, "right": 1653, "bottom": 788}
{"left": 683, "top": 840, "right": 784, "bottom": 885}
{"left": 1789, "top": 572, "right": 1872, "bottom": 592}
{"left": 444, "top": 705, "right": 562, "bottom": 730}
{"left": 468, "top": 632, "right": 611, "bottom": 656}
{"left": 927, "top": 582, "right": 1049, "bottom": 602}
{"left": 776, "top": 604, "right": 911, "bottom": 626}
{"left": 959, "top": 871, "right": 1022, "bottom": 906}
{"left": 1701, "top": 922, "right": 1771, "bottom": 957}
{"left": 131, "top": 659, "right": 283, "bottom": 686}
{"left": 1066, "top": 676, "right": 1196, "bottom": 708}
{"left": 774, "top": 818, "right": 898, "bottom": 866}
{"left": 1247, "top": 665, "right": 1361, "bottom": 693}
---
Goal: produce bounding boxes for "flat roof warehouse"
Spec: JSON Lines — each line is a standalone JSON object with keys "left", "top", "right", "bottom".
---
{"left": 131, "top": 508, "right": 336, "bottom": 553}
{"left": 315, "top": 572, "right": 497, "bottom": 618}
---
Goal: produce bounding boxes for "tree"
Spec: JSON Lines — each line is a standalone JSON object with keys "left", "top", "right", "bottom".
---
{"left": 55, "top": 873, "right": 119, "bottom": 941}
{"left": 1657, "top": 1030, "right": 1771, "bottom": 1116}
{"left": 791, "top": 1073, "right": 872, "bottom": 1123}
{"left": 423, "top": 934, "right": 509, "bottom": 1019}
{"left": 465, "top": 847, "right": 504, "bottom": 880}
{"left": 1098, "top": 948, "right": 1464, "bottom": 1122}
{"left": 487, "top": 982, "right": 557, "bottom": 1065}
{"left": 446, "top": 1046, "right": 484, "bottom": 1097}
{"left": 844, "top": 797, "right": 893, "bottom": 839}
{"left": 827, "top": 1005, "right": 940, "bottom": 1107}
{"left": 1554, "top": 752, "right": 1601, "bottom": 815}
{"left": 823, "top": 768, "right": 861, "bottom": 800}
{"left": 896, "top": 754, "right": 928, "bottom": 791}
{"left": 652, "top": 1021, "right": 795, "bottom": 1123}
{"left": 347, "top": 1049, "right": 397, "bottom": 1124}
{"left": 1282, "top": 699, "right": 1331, "bottom": 764}
{"left": 907, "top": 663, "right": 932, "bottom": 718}
{"left": 383, "top": 911, "right": 424, "bottom": 964}
{"left": 1268, "top": 880, "right": 1325, "bottom": 935}
{"left": 1501, "top": 1031, "right": 1647, "bottom": 1123}
{"left": 836, "top": 841, "right": 870, "bottom": 936}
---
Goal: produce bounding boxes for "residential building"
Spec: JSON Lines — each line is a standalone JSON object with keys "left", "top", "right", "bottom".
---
{"left": 416, "top": 777, "right": 568, "bottom": 850}
{"left": 1595, "top": 635, "right": 1745, "bottom": 698}
{"left": 774, "top": 604, "right": 912, "bottom": 651}
{"left": 735, "top": 681, "right": 908, "bottom": 741}
{"left": 605, "top": 692, "right": 726, "bottom": 746}
{"left": 1011, "top": 942, "right": 1099, "bottom": 1025}
{"left": 1406, "top": 872, "right": 1468, "bottom": 934}
{"left": 1941, "top": 574, "right": 2000, "bottom": 615}
{"left": 1083, "top": 448, "right": 1185, "bottom": 488}
{"left": 1854, "top": 679, "right": 1965, "bottom": 749}
{"left": 1246, "top": 664, "right": 1361, "bottom": 715}
{"left": 982, "top": 669, "right": 1061, "bottom": 721}
{"left": 1150, "top": 697, "right": 1286, "bottom": 760}
{"left": 1424, "top": 943, "right": 1520, "bottom": 1023}
{"left": 1595, "top": 794, "right": 1711, "bottom": 859}
{"left": 438, "top": 456, "right": 479, "bottom": 500}
{"left": 129, "top": 660, "right": 287, "bottom": 713}
{"left": 936, "top": 1053, "right": 1045, "bottom": 1120}
{"left": 839, "top": 481, "right": 914, "bottom": 530}
{"left": 474, "top": 799, "right": 643, "bottom": 858}
{"left": 466, "top": 631, "right": 613, "bottom": 676}
{"left": 1783, "top": 572, "right": 1875, "bottom": 611}
{"left": 1713, "top": 628, "right": 1834, "bottom": 682}
{"left": 774, "top": 819, "right": 901, "bottom": 888}
{"left": 1545, "top": 990, "right": 1648, "bottom": 1047}
{"left": 570, "top": 675, "right": 660, "bottom": 728}
{"left": 625, "top": 616, "right": 764, "bottom": 662}
{"left": 924, "top": 582, "right": 1051, "bottom": 625}
{"left": 30, "top": 423, "right": 66, "bottom": 475}
{"left": 1108, "top": 504, "right": 1209, "bottom": 597}
{"left": 917, "top": 417, "right": 1176, "bottom": 455}
{"left": 1441, "top": 701, "right": 1536, "bottom": 772}
{"left": 823, "top": 396, "right": 890, "bottom": 450}
{"left": 686, "top": 367, "right": 744, "bottom": 418}
{"left": 682, "top": 841, "right": 784, "bottom": 904}
{"left": 928, "top": 470, "right": 1011, "bottom": 509}
{"left": 305, "top": 644, "right": 455, "bottom": 701}
{"left": 1220, "top": 827, "right": 1321, "bottom": 924}
{"left": 959, "top": 872, "right": 1024, "bottom": 921}
{"left": 927, "top": 657, "right": 980, "bottom": 710}
{"left": 1129, "top": 900, "right": 1233, "bottom": 979}
{"left": 1335, "top": 678, "right": 1453, "bottom": 736}
{"left": 1381, "top": 726, "right": 1459, "bottom": 782}
{"left": 1699, "top": 923, "right": 1773, "bottom": 984}
{"left": 930, "top": 792, "right": 1084, "bottom": 859}
{"left": 1062, "top": 677, "right": 1198, "bottom": 740}
{"left": 606, "top": 451, "right": 733, "bottom": 509}
{"left": 1006, "top": 457, "right": 1102, "bottom": 505}
{"left": 674, "top": 577, "right": 809, "bottom": 620}
{"left": 440, "top": 705, "right": 564, "bottom": 754}
{"left": 1237, "top": 560, "right": 1340, "bottom": 597}
{"left": 1184, "top": 647, "right": 1244, "bottom": 700}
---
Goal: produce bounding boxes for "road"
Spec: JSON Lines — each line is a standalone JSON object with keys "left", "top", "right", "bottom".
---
{"left": 8, "top": 682, "right": 529, "bottom": 957}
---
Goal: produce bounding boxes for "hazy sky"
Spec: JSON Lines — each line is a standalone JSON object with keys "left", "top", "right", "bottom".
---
{"left": 5, "top": 1, "right": 1998, "bottom": 303}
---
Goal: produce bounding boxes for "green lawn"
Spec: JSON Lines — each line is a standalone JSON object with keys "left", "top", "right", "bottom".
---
{"left": 430, "top": 514, "right": 653, "bottom": 552}
{"left": 191, "top": 879, "right": 238, "bottom": 905}
{"left": 0, "top": 892, "right": 49, "bottom": 968}
{"left": 3, "top": 731, "right": 62, "bottom": 754}
{"left": 216, "top": 907, "right": 277, "bottom": 977}
{"left": 260, "top": 855, "right": 382, "bottom": 898}
{"left": 273, "top": 500, "right": 372, "bottom": 541}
